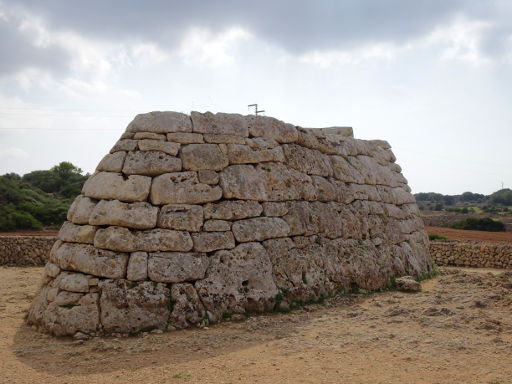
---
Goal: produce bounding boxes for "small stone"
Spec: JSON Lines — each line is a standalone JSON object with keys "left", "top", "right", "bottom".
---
{"left": 158, "top": 204, "right": 203, "bottom": 232}
{"left": 262, "top": 202, "right": 288, "bottom": 217}
{"left": 58, "top": 222, "right": 97, "bottom": 244}
{"left": 192, "top": 231, "right": 236, "bottom": 252}
{"left": 167, "top": 132, "right": 204, "bottom": 144}
{"left": 123, "top": 150, "right": 182, "bottom": 175}
{"left": 127, "top": 252, "right": 148, "bottom": 281}
{"left": 110, "top": 139, "right": 138, "bottom": 153}
{"left": 147, "top": 252, "right": 209, "bottom": 283}
{"left": 395, "top": 276, "right": 421, "bottom": 292}
{"left": 133, "top": 132, "right": 166, "bottom": 140}
{"left": 191, "top": 111, "right": 248, "bottom": 137}
{"left": 56, "top": 272, "right": 90, "bottom": 293}
{"left": 203, "top": 200, "right": 263, "bottom": 220}
{"left": 203, "top": 134, "right": 246, "bottom": 144}
{"left": 96, "top": 152, "right": 126, "bottom": 172}
{"left": 127, "top": 111, "right": 192, "bottom": 133}
{"left": 67, "top": 196, "right": 97, "bottom": 225}
{"left": 198, "top": 170, "right": 219, "bottom": 185}
{"left": 203, "top": 219, "right": 231, "bottom": 231}
{"left": 232, "top": 217, "right": 290, "bottom": 242}
{"left": 45, "top": 262, "right": 61, "bottom": 278}
{"left": 137, "top": 140, "right": 180, "bottom": 156}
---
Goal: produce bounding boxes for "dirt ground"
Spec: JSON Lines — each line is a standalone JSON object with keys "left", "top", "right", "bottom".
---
{"left": 426, "top": 226, "right": 512, "bottom": 243}
{"left": 0, "top": 230, "right": 58, "bottom": 237}
{"left": 1, "top": 266, "right": 511, "bottom": 384}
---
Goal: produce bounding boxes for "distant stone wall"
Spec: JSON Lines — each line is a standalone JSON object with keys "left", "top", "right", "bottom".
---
{"left": 430, "top": 240, "right": 512, "bottom": 269}
{"left": 0, "top": 236, "right": 55, "bottom": 266}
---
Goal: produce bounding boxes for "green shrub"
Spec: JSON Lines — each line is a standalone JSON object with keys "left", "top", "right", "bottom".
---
{"left": 428, "top": 233, "right": 447, "bottom": 240}
{"left": 450, "top": 217, "right": 505, "bottom": 232}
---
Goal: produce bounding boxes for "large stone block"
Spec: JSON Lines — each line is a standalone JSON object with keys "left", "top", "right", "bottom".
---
{"left": 167, "top": 132, "right": 204, "bottom": 144}
{"left": 123, "top": 150, "right": 182, "bottom": 175}
{"left": 96, "top": 151, "right": 126, "bottom": 172}
{"left": 203, "top": 200, "right": 263, "bottom": 220}
{"left": 99, "top": 280, "right": 170, "bottom": 333}
{"left": 137, "top": 139, "right": 180, "bottom": 156}
{"left": 127, "top": 111, "right": 192, "bottom": 133}
{"left": 191, "top": 111, "right": 248, "bottom": 137}
{"left": 227, "top": 144, "right": 285, "bottom": 164}
{"left": 94, "top": 226, "right": 193, "bottom": 252}
{"left": 232, "top": 217, "right": 290, "bottom": 242}
{"left": 67, "top": 195, "right": 97, "bottom": 225}
{"left": 58, "top": 222, "right": 96, "bottom": 244}
{"left": 147, "top": 252, "right": 209, "bottom": 283}
{"left": 169, "top": 283, "right": 207, "bottom": 328}
{"left": 191, "top": 231, "right": 235, "bottom": 252}
{"left": 181, "top": 144, "right": 229, "bottom": 171}
{"left": 89, "top": 199, "right": 158, "bottom": 229}
{"left": 282, "top": 144, "right": 333, "bottom": 176}
{"left": 158, "top": 204, "right": 203, "bottom": 232}
{"left": 246, "top": 115, "right": 298, "bottom": 143}
{"left": 54, "top": 271, "right": 90, "bottom": 293}
{"left": 110, "top": 139, "right": 138, "bottom": 153}
{"left": 56, "top": 242, "right": 128, "bottom": 279}
{"left": 133, "top": 132, "right": 166, "bottom": 141}
{"left": 127, "top": 252, "right": 148, "bottom": 281}
{"left": 150, "top": 172, "right": 222, "bottom": 205}
{"left": 82, "top": 172, "right": 151, "bottom": 202}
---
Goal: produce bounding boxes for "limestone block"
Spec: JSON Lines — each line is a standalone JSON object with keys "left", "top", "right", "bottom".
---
{"left": 191, "top": 111, "right": 248, "bottom": 137}
{"left": 122, "top": 150, "right": 182, "bottom": 175}
{"left": 82, "top": 172, "right": 151, "bottom": 202}
{"left": 49, "top": 240, "right": 63, "bottom": 264}
{"left": 318, "top": 126, "right": 353, "bottom": 137}
{"left": 158, "top": 204, "right": 203, "bottom": 232}
{"left": 150, "top": 172, "right": 222, "bottom": 205}
{"left": 58, "top": 222, "right": 96, "bottom": 244}
{"left": 262, "top": 202, "right": 288, "bottom": 217}
{"left": 245, "top": 137, "right": 280, "bottom": 149}
{"left": 282, "top": 144, "right": 333, "bottom": 176}
{"left": 181, "top": 144, "right": 229, "bottom": 171}
{"left": 55, "top": 271, "right": 90, "bottom": 293}
{"left": 94, "top": 226, "right": 193, "bottom": 252}
{"left": 45, "top": 262, "right": 61, "bottom": 278}
{"left": 53, "top": 291, "right": 83, "bottom": 306}
{"left": 127, "top": 111, "right": 192, "bottom": 133}
{"left": 169, "top": 283, "right": 207, "bottom": 328}
{"left": 120, "top": 132, "right": 135, "bottom": 139}
{"left": 311, "top": 176, "right": 337, "bottom": 202}
{"left": 67, "top": 195, "right": 97, "bottom": 225}
{"left": 127, "top": 252, "right": 148, "bottom": 281}
{"left": 27, "top": 286, "right": 50, "bottom": 325}
{"left": 42, "top": 293, "right": 99, "bottom": 336}
{"left": 283, "top": 201, "right": 344, "bottom": 239}
{"left": 329, "top": 155, "right": 365, "bottom": 184}
{"left": 246, "top": 115, "right": 298, "bottom": 143}
{"left": 232, "top": 217, "right": 290, "bottom": 242}
{"left": 227, "top": 144, "right": 285, "bottom": 164}
{"left": 110, "top": 139, "right": 138, "bottom": 153}
{"left": 167, "top": 132, "right": 204, "bottom": 144}
{"left": 137, "top": 139, "right": 180, "bottom": 156}
{"left": 99, "top": 280, "right": 170, "bottom": 333}
{"left": 203, "top": 200, "right": 263, "bottom": 220}
{"left": 147, "top": 252, "right": 209, "bottom": 283}
{"left": 203, "top": 134, "right": 246, "bottom": 144}
{"left": 396, "top": 276, "right": 420, "bottom": 292}
{"left": 96, "top": 151, "right": 126, "bottom": 172}
{"left": 195, "top": 243, "right": 277, "bottom": 317}
{"left": 56, "top": 242, "right": 128, "bottom": 279}
{"left": 198, "top": 170, "right": 219, "bottom": 184}
{"left": 192, "top": 231, "right": 235, "bottom": 252}
{"left": 220, "top": 163, "right": 316, "bottom": 201}
{"left": 133, "top": 132, "right": 166, "bottom": 141}
{"left": 203, "top": 219, "right": 231, "bottom": 232}
{"left": 89, "top": 200, "right": 158, "bottom": 229}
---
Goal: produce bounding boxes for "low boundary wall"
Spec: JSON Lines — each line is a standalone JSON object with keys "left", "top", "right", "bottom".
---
{"left": 0, "top": 236, "right": 56, "bottom": 266}
{"left": 430, "top": 240, "right": 512, "bottom": 269}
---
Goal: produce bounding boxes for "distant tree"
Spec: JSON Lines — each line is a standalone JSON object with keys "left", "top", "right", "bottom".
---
{"left": 490, "top": 189, "right": 512, "bottom": 206}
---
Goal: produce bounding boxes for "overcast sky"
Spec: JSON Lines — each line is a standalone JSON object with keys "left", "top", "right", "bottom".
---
{"left": 0, "top": 0, "right": 511, "bottom": 195}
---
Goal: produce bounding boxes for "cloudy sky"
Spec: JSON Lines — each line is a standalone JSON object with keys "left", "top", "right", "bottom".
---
{"left": 0, "top": 0, "right": 511, "bottom": 195}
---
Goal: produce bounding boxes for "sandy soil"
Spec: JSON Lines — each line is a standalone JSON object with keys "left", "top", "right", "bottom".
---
{"left": 0, "top": 231, "right": 58, "bottom": 237}
{"left": 1, "top": 266, "right": 511, "bottom": 383}
{"left": 426, "top": 226, "right": 512, "bottom": 243}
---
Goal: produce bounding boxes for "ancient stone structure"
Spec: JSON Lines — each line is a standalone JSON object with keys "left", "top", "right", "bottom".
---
{"left": 27, "top": 111, "right": 432, "bottom": 337}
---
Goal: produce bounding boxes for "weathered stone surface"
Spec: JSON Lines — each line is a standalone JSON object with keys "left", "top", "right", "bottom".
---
{"left": 89, "top": 200, "right": 158, "bottom": 229}
{"left": 148, "top": 252, "right": 209, "bottom": 283}
{"left": 203, "top": 219, "right": 231, "bottom": 232}
{"left": 158, "top": 204, "right": 203, "bottom": 232}
{"left": 67, "top": 195, "right": 97, "bottom": 225}
{"left": 55, "top": 271, "right": 90, "bottom": 292}
{"left": 181, "top": 144, "right": 228, "bottom": 171}
{"left": 58, "top": 222, "right": 97, "bottom": 244}
{"left": 232, "top": 217, "right": 290, "bottom": 242}
{"left": 110, "top": 139, "right": 137, "bottom": 153}
{"left": 167, "top": 132, "right": 204, "bottom": 144}
{"left": 282, "top": 202, "right": 345, "bottom": 239}
{"left": 227, "top": 144, "right": 285, "bottom": 164}
{"left": 123, "top": 150, "right": 181, "bottom": 175}
{"left": 317, "top": 126, "right": 353, "bottom": 137}
{"left": 191, "top": 111, "right": 248, "bottom": 137}
{"left": 312, "top": 176, "right": 337, "bottom": 202}
{"left": 96, "top": 151, "right": 126, "bottom": 172}
{"left": 246, "top": 115, "right": 298, "bottom": 143}
{"left": 198, "top": 170, "right": 219, "bottom": 184}
{"left": 94, "top": 227, "right": 193, "bottom": 252}
{"left": 283, "top": 144, "right": 333, "bottom": 176}
{"left": 203, "top": 200, "right": 263, "bottom": 220}
{"left": 150, "top": 172, "right": 222, "bottom": 205}
{"left": 82, "top": 172, "right": 151, "bottom": 202}
{"left": 138, "top": 139, "right": 180, "bottom": 156}
{"left": 396, "top": 276, "right": 421, "bottom": 292}
{"left": 127, "top": 111, "right": 192, "bottom": 133}
{"left": 262, "top": 202, "right": 288, "bottom": 217}
{"left": 220, "top": 163, "right": 316, "bottom": 201}
{"left": 169, "top": 283, "right": 207, "bottom": 328}
{"left": 195, "top": 243, "right": 277, "bottom": 317}
{"left": 192, "top": 231, "right": 235, "bottom": 252}
{"left": 45, "top": 262, "right": 60, "bottom": 278}
{"left": 99, "top": 280, "right": 170, "bottom": 333}
{"left": 133, "top": 132, "right": 166, "bottom": 141}
{"left": 56, "top": 242, "right": 128, "bottom": 279}
{"left": 53, "top": 291, "right": 83, "bottom": 306}
{"left": 330, "top": 155, "right": 365, "bottom": 183}
{"left": 126, "top": 252, "right": 148, "bottom": 281}
{"left": 203, "top": 134, "right": 246, "bottom": 144}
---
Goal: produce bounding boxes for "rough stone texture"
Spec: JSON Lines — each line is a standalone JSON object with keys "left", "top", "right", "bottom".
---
{"left": 431, "top": 240, "right": 512, "bottom": 269}
{"left": 395, "top": 276, "right": 421, "bottom": 292}
{"left": 89, "top": 200, "right": 158, "bottom": 229}
{"left": 28, "top": 111, "right": 432, "bottom": 337}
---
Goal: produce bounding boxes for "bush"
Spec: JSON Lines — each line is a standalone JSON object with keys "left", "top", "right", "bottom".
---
{"left": 429, "top": 234, "right": 447, "bottom": 240}
{"left": 450, "top": 217, "right": 505, "bottom": 232}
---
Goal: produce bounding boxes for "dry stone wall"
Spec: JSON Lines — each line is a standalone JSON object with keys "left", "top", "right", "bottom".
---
{"left": 431, "top": 240, "right": 512, "bottom": 269}
{"left": 28, "top": 111, "right": 432, "bottom": 337}
{"left": 0, "top": 236, "right": 55, "bottom": 266}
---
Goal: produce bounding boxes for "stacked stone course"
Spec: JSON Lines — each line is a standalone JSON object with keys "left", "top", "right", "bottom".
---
{"left": 0, "top": 236, "right": 56, "bottom": 265}
{"left": 431, "top": 240, "right": 512, "bottom": 269}
{"left": 28, "top": 111, "right": 432, "bottom": 337}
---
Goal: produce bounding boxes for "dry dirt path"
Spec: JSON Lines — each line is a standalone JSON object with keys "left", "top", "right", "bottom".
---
{"left": 1, "top": 266, "right": 511, "bottom": 384}
{"left": 426, "top": 226, "right": 512, "bottom": 243}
